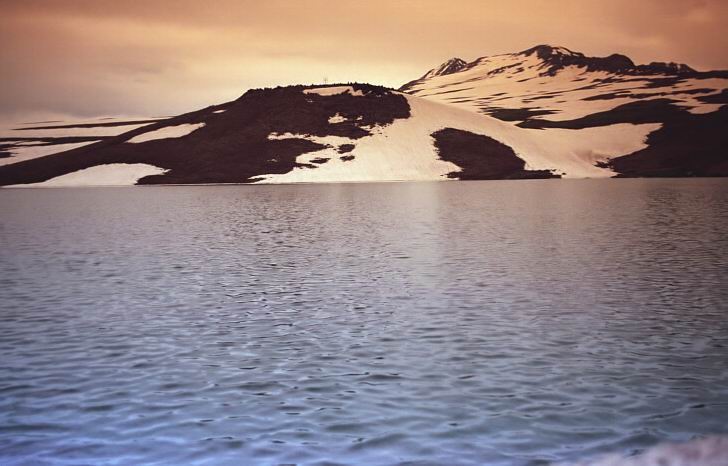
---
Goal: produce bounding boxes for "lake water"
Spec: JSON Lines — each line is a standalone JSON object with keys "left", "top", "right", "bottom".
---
{"left": 1, "top": 179, "right": 727, "bottom": 466}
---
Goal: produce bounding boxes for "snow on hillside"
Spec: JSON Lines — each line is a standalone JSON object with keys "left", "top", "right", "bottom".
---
{"left": 399, "top": 45, "right": 727, "bottom": 178}
{"left": 1, "top": 118, "right": 162, "bottom": 139}
{"left": 0, "top": 116, "right": 167, "bottom": 167}
{"left": 500, "top": 122, "right": 661, "bottom": 178}
{"left": 7, "top": 163, "right": 168, "bottom": 187}
{"left": 126, "top": 123, "right": 205, "bottom": 143}
{"left": 255, "top": 92, "right": 658, "bottom": 182}
{"left": 256, "top": 95, "right": 460, "bottom": 183}
{"left": 2, "top": 73, "right": 719, "bottom": 185}
{"left": 403, "top": 47, "right": 727, "bottom": 122}
{"left": 328, "top": 113, "right": 347, "bottom": 124}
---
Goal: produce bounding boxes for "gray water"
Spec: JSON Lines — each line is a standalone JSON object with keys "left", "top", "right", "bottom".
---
{"left": 1, "top": 179, "right": 727, "bottom": 466}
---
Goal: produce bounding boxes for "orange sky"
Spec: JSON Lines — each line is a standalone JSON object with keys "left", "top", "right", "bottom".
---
{"left": 1, "top": 0, "right": 727, "bottom": 122}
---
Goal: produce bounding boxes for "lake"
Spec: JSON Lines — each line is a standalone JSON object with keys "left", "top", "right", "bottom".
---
{"left": 1, "top": 179, "right": 727, "bottom": 465}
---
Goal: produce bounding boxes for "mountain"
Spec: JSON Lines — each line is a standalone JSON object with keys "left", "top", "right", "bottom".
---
{"left": 0, "top": 84, "right": 567, "bottom": 186}
{"left": 422, "top": 58, "right": 468, "bottom": 79}
{"left": 401, "top": 44, "right": 728, "bottom": 177}
{"left": 2, "top": 82, "right": 669, "bottom": 186}
{"left": 1, "top": 45, "right": 726, "bottom": 186}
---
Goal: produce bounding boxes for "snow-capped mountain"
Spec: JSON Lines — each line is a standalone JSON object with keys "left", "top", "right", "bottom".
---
{"left": 0, "top": 85, "right": 556, "bottom": 186}
{"left": 1, "top": 81, "right": 671, "bottom": 187}
{"left": 422, "top": 58, "right": 468, "bottom": 79}
{"left": 401, "top": 44, "right": 728, "bottom": 177}
{"left": 0, "top": 45, "right": 725, "bottom": 186}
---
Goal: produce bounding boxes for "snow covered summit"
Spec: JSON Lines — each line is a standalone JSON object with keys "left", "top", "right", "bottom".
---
{"left": 401, "top": 44, "right": 728, "bottom": 177}
{"left": 421, "top": 58, "right": 469, "bottom": 79}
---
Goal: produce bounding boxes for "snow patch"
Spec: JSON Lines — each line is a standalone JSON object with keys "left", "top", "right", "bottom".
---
{"left": 405, "top": 94, "right": 661, "bottom": 178}
{"left": 303, "top": 86, "right": 365, "bottom": 97}
{"left": 126, "top": 123, "right": 205, "bottom": 143}
{"left": 257, "top": 96, "right": 466, "bottom": 183}
{"left": 513, "top": 123, "right": 662, "bottom": 177}
{"left": 687, "top": 103, "right": 723, "bottom": 114}
{"left": 268, "top": 132, "right": 353, "bottom": 147}
{"left": 396, "top": 94, "right": 659, "bottom": 178}
{"left": 7, "top": 164, "right": 168, "bottom": 187}
{"left": 255, "top": 93, "right": 660, "bottom": 182}
{"left": 328, "top": 113, "right": 348, "bottom": 124}
{"left": 407, "top": 54, "right": 728, "bottom": 120}
{"left": 213, "top": 109, "right": 226, "bottom": 114}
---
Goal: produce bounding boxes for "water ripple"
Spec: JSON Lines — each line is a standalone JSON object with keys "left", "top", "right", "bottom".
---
{"left": 0, "top": 179, "right": 727, "bottom": 465}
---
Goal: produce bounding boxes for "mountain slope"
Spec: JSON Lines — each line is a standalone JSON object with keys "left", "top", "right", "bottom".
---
{"left": 0, "top": 84, "right": 556, "bottom": 186}
{"left": 401, "top": 45, "right": 728, "bottom": 177}
{"left": 2, "top": 44, "right": 725, "bottom": 186}
{"left": 1, "top": 83, "right": 667, "bottom": 186}
{"left": 401, "top": 44, "right": 727, "bottom": 119}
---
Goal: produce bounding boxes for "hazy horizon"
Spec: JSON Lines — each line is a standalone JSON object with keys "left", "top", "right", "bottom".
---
{"left": 2, "top": 0, "right": 727, "bottom": 122}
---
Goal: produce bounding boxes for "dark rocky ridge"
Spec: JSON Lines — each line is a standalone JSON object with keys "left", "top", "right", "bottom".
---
{"left": 517, "top": 45, "right": 720, "bottom": 78}
{"left": 14, "top": 119, "right": 164, "bottom": 131}
{"left": 517, "top": 99, "right": 683, "bottom": 129}
{"left": 0, "top": 136, "right": 112, "bottom": 163}
{"left": 606, "top": 106, "right": 728, "bottom": 177}
{"left": 400, "top": 59, "right": 469, "bottom": 93}
{"left": 520, "top": 45, "right": 637, "bottom": 76}
{"left": 424, "top": 58, "right": 468, "bottom": 78}
{"left": 0, "top": 136, "right": 110, "bottom": 156}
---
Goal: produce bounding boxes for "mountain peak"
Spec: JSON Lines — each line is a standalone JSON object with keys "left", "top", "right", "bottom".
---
{"left": 520, "top": 44, "right": 582, "bottom": 59}
{"left": 518, "top": 44, "right": 635, "bottom": 75}
{"left": 423, "top": 58, "right": 468, "bottom": 79}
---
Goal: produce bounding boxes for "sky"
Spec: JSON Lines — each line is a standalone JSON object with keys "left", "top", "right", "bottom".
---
{"left": 1, "top": 0, "right": 727, "bottom": 122}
